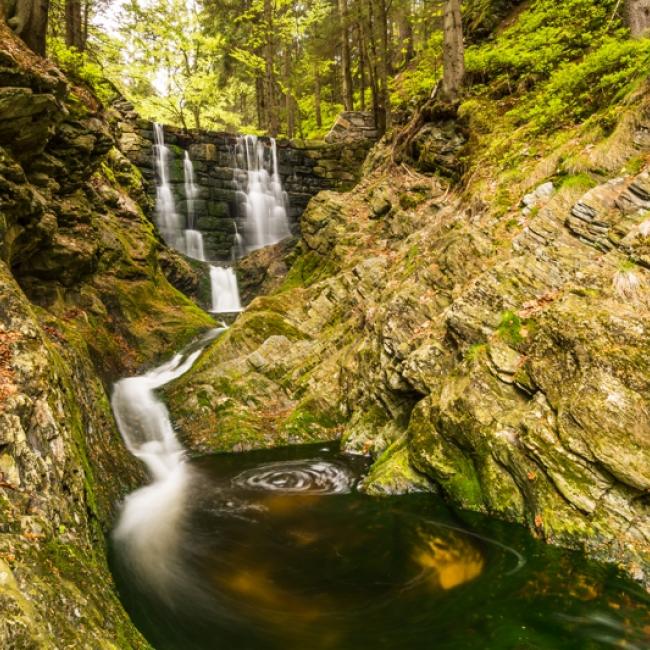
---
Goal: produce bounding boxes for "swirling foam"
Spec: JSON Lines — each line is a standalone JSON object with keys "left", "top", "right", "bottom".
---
{"left": 232, "top": 460, "right": 355, "bottom": 494}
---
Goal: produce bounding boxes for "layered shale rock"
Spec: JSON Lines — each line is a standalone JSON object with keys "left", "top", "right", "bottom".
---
{"left": 167, "top": 89, "right": 650, "bottom": 588}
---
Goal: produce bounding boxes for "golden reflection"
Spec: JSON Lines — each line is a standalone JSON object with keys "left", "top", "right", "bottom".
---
{"left": 413, "top": 528, "right": 485, "bottom": 590}
{"left": 222, "top": 567, "right": 326, "bottom": 622}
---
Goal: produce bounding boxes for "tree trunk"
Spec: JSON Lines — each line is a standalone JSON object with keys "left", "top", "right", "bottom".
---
{"left": 82, "top": 0, "right": 89, "bottom": 47}
{"left": 376, "top": 0, "right": 391, "bottom": 133}
{"left": 6, "top": 0, "right": 49, "bottom": 56}
{"left": 284, "top": 48, "right": 294, "bottom": 139}
{"left": 442, "top": 0, "right": 465, "bottom": 102}
{"left": 626, "top": 0, "right": 650, "bottom": 37}
{"left": 365, "top": 0, "right": 380, "bottom": 130}
{"left": 314, "top": 62, "right": 322, "bottom": 129}
{"left": 256, "top": 75, "right": 265, "bottom": 131}
{"left": 357, "top": 22, "right": 366, "bottom": 111}
{"left": 397, "top": 1, "right": 414, "bottom": 67}
{"left": 263, "top": 0, "right": 279, "bottom": 136}
{"left": 338, "top": 0, "right": 354, "bottom": 111}
{"left": 65, "top": 0, "right": 84, "bottom": 50}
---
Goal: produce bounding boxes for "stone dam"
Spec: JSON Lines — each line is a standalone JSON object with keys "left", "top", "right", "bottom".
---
{"left": 117, "top": 103, "right": 375, "bottom": 260}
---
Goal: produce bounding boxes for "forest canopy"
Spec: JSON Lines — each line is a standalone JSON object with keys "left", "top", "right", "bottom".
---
{"left": 6, "top": 0, "right": 650, "bottom": 138}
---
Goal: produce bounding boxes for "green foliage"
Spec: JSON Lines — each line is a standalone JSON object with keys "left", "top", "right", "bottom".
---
{"left": 49, "top": 39, "right": 120, "bottom": 105}
{"left": 391, "top": 32, "right": 443, "bottom": 109}
{"left": 559, "top": 173, "right": 597, "bottom": 192}
{"left": 509, "top": 37, "right": 650, "bottom": 132}
{"left": 465, "top": 343, "right": 487, "bottom": 362}
{"left": 465, "top": 0, "right": 622, "bottom": 86}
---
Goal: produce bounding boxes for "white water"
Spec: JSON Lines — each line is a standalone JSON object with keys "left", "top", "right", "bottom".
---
{"left": 111, "top": 329, "right": 224, "bottom": 599}
{"left": 232, "top": 221, "right": 245, "bottom": 261}
{"left": 185, "top": 229, "right": 205, "bottom": 261}
{"left": 183, "top": 151, "right": 200, "bottom": 230}
{"left": 210, "top": 266, "right": 242, "bottom": 313}
{"left": 234, "top": 135, "right": 291, "bottom": 253}
{"left": 153, "top": 123, "right": 186, "bottom": 254}
{"left": 154, "top": 123, "right": 208, "bottom": 263}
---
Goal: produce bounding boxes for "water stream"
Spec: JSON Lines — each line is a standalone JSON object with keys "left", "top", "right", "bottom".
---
{"left": 234, "top": 135, "right": 291, "bottom": 253}
{"left": 152, "top": 125, "right": 294, "bottom": 312}
{"left": 135, "top": 126, "right": 649, "bottom": 649}
{"left": 109, "top": 333, "right": 650, "bottom": 650}
{"left": 153, "top": 124, "right": 242, "bottom": 313}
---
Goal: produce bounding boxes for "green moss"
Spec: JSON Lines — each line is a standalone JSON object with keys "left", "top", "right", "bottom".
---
{"left": 497, "top": 310, "right": 524, "bottom": 346}
{"left": 402, "top": 244, "right": 421, "bottom": 276}
{"left": 618, "top": 258, "right": 638, "bottom": 273}
{"left": 623, "top": 155, "right": 647, "bottom": 175}
{"left": 559, "top": 172, "right": 597, "bottom": 192}
{"left": 362, "top": 437, "right": 434, "bottom": 496}
{"left": 465, "top": 343, "right": 487, "bottom": 363}
{"left": 280, "top": 250, "right": 339, "bottom": 290}
{"left": 281, "top": 400, "right": 343, "bottom": 438}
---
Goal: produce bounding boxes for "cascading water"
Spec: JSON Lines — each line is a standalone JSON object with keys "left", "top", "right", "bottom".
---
{"left": 210, "top": 266, "right": 242, "bottom": 313}
{"left": 183, "top": 151, "right": 199, "bottom": 229}
{"left": 183, "top": 150, "right": 206, "bottom": 260}
{"left": 153, "top": 124, "right": 242, "bottom": 312}
{"left": 232, "top": 221, "right": 244, "bottom": 261}
{"left": 111, "top": 328, "right": 224, "bottom": 600}
{"left": 153, "top": 123, "right": 186, "bottom": 254}
{"left": 234, "top": 135, "right": 291, "bottom": 253}
{"left": 154, "top": 123, "right": 205, "bottom": 260}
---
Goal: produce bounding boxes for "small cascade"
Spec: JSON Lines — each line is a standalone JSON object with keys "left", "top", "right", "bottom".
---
{"left": 153, "top": 123, "right": 244, "bottom": 313}
{"left": 111, "top": 328, "right": 224, "bottom": 599}
{"left": 234, "top": 135, "right": 291, "bottom": 253}
{"left": 232, "top": 221, "right": 245, "bottom": 261}
{"left": 210, "top": 266, "right": 242, "bottom": 313}
{"left": 185, "top": 229, "right": 205, "bottom": 261}
{"left": 153, "top": 123, "right": 186, "bottom": 253}
{"left": 183, "top": 151, "right": 200, "bottom": 229}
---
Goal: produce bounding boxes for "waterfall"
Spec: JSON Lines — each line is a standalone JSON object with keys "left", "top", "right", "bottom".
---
{"left": 153, "top": 123, "right": 207, "bottom": 263}
{"left": 153, "top": 123, "right": 186, "bottom": 254}
{"left": 111, "top": 328, "right": 224, "bottom": 600}
{"left": 210, "top": 266, "right": 242, "bottom": 313}
{"left": 234, "top": 135, "right": 291, "bottom": 253}
{"left": 185, "top": 229, "right": 205, "bottom": 261}
{"left": 153, "top": 123, "right": 244, "bottom": 313}
{"left": 232, "top": 221, "right": 244, "bottom": 261}
{"left": 183, "top": 151, "right": 199, "bottom": 230}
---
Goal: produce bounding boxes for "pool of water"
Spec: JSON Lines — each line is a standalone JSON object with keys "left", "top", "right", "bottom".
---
{"left": 110, "top": 443, "right": 649, "bottom": 650}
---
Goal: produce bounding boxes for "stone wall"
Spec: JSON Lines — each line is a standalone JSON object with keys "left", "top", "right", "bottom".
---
{"left": 116, "top": 102, "right": 375, "bottom": 260}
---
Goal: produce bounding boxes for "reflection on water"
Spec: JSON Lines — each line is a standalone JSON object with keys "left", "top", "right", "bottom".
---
{"left": 110, "top": 444, "right": 650, "bottom": 650}
{"left": 413, "top": 530, "right": 485, "bottom": 590}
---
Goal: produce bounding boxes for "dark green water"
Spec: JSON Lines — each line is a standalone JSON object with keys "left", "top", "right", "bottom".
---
{"left": 110, "top": 443, "right": 649, "bottom": 650}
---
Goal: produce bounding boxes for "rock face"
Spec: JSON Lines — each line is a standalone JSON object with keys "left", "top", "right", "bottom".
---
{"left": 0, "top": 25, "right": 212, "bottom": 647}
{"left": 117, "top": 102, "right": 374, "bottom": 260}
{"left": 167, "top": 91, "right": 650, "bottom": 587}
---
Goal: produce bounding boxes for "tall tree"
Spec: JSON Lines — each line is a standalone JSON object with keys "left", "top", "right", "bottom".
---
{"left": 626, "top": 0, "right": 650, "bottom": 37}
{"left": 262, "top": 0, "right": 279, "bottom": 135}
{"left": 375, "top": 0, "right": 391, "bottom": 133}
{"left": 338, "top": 0, "right": 354, "bottom": 111}
{"left": 65, "top": 0, "right": 84, "bottom": 50}
{"left": 442, "top": 0, "right": 464, "bottom": 101}
{"left": 5, "top": 0, "right": 50, "bottom": 55}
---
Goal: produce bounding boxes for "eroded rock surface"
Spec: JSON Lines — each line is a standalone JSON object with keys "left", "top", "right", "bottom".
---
{"left": 0, "top": 25, "right": 212, "bottom": 647}
{"left": 168, "top": 92, "right": 650, "bottom": 588}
